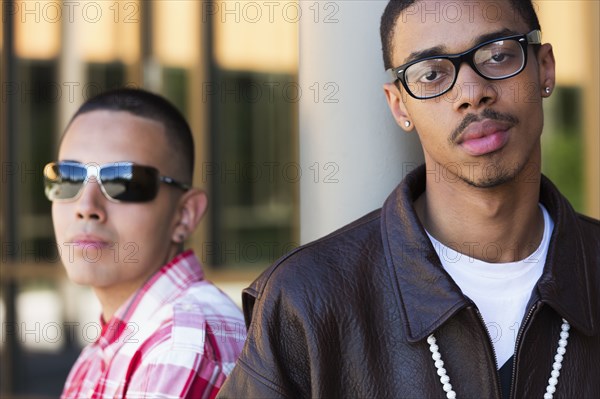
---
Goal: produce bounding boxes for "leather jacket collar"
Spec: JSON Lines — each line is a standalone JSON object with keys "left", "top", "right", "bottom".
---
{"left": 381, "top": 165, "right": 598, "bottom": 342}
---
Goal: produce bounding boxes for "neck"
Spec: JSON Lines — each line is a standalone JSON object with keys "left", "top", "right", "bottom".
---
{"left": 94, "top": 245, "right": 182, "bottom": 321}
{"left": 415, "top": 160, "right": 545, "bottom": 263}
{"left": 95, "top": 283, "right": 141, "bottom": 322}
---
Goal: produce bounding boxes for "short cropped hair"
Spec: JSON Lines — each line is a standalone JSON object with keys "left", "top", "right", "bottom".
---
{"left": 380, "top": 0, "right": 542, "bottom": 70}
{"left": 66, "top": 88, "right": 194, "bottom": 183}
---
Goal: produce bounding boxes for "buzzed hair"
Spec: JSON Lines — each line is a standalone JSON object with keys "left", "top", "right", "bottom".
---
{"left": 65, "top": 88, "right": 194, "bottom": 183}
{"left": 380, "top": 0, "right": 542, "bottom": 71}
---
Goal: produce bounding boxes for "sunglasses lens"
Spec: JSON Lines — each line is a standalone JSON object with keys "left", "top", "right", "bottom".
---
{"left": 44, "top": 163, "right": 87, "bottom": 201}
{"left": 44, "top": 162, "right": 162, "bottom": 203}
{"left": 100, "top": 164, "right": 159, "bottom": 202}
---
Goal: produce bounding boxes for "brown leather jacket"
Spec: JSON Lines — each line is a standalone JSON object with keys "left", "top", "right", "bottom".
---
{"left": 218, "top": 166, "right": 600, "bottom": 398}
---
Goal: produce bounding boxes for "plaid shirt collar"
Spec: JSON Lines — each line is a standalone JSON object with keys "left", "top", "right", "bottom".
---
{"left": 96, "top": 250, "right": 204, "bottom": 349}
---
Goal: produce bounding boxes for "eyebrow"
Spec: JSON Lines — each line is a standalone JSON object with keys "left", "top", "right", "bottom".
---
{"left": 402, "top": 28, "right": 521, "bottom": 65}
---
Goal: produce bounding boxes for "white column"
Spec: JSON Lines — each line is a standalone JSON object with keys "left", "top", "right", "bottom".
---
{"left": 299, "top": 1, "right": 423, "bottom": 244}
{"left": 59, "top": 5, "right": 85, "bottom": 136}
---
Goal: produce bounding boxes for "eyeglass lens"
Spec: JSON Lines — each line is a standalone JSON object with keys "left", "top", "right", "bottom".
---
{"left": 101, "top": 164, "right": 158, "bottom": 202}
{"left": 404, "top": 39, "right": 525, "bottom": 98}
{"left": 45, "top": 163, "right": 87, "bottom": 201}
{"left": 44, "top": 163, "right": 160, "bottom": 202}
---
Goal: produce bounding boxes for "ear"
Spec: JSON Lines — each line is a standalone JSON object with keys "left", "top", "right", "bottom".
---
{"left": 383, "top": 82, "right": 414, "bottom": 131}
{"left": 536, "top": 43, "right": 556, "bottom": 97}
{"left": 171, "top": 188, "right": 208, "bottom": 243}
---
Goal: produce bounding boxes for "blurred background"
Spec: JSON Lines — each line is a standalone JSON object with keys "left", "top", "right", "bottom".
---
{"left": 0, "top": 1, "right": 598, "bottom": 397}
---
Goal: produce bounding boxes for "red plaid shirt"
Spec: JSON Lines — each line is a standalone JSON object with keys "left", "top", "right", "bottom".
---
{"left": 61, "top": 250, "right": 246, "bottom": 399}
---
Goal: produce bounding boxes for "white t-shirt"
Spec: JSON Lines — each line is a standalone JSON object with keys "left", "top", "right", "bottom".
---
{"left": 426, "top": 204, "right": 554, "bottom": 368}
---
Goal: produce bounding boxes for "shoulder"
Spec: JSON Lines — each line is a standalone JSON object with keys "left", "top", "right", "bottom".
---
{"left": 174, "top": 280, "right": 243, "bottom": 322}
{"left": 122, "top": 283, "right": 245, "bottom": 396}
{"left": 243, "top": 209, "right": 383, "bottom": 318}
{"left": 137, "top": 281, "right": 245, "bottom": 365}
{"left": 575, "top": 212, "right": 600, "bottom": 257}
{"left": 576, "top": 212, "right": 600, "bottom": 233}
{"left": 225, "top": 210, "right": 386, "bottom": 396}
{"left": 172, "top": 281, "right": 245, "bottom": 356}
{"left": 257, "top": 209, "right": 380, "bottom": 289}
{"left": 541, "top": 175, "right": 599, "bottom": 239}
{"left": 541, "top": 175, "right": 599, "bottom": 254}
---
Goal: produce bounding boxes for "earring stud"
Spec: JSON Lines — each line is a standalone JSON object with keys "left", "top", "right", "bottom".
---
{"left": 545, "top": 87, "right": 551, "bottom": 94}
{"left": 404, "top": 120, "right": 411, "bottom": 128}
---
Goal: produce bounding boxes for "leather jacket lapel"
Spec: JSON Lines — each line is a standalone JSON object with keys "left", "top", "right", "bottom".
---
{"left": 381, "top": 165, "right": 469, "bottom": 343}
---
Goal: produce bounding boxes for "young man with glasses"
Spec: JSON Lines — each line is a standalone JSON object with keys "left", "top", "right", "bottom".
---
{"left": 45, "top": 88, "right": 245, "bottom": 398}
{"left": 218, "top": 1, "right": 599, "bottom": 398}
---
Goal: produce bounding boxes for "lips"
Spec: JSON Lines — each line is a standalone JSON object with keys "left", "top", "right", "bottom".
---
{"left": 68, "top": 234, "right": 111, "bottom": 249}
{"left": 456, "top": 119, "right": 512, "bottom": 156}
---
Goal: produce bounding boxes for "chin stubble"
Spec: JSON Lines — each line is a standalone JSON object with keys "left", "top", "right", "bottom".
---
{"left": 449, "top": 108, "right": 521, "bottom": 188}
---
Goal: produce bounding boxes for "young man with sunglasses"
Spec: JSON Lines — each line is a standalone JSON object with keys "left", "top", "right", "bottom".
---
{"left": 45, "top": 88, "right": 245, "bottom": 398}
{"left": 218, "top": 1, "right": 599, "bottom": 398}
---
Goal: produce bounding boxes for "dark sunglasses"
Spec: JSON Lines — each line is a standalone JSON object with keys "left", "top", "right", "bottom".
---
{"left": 44, "top": 161, "right": 190, "bottom": 203}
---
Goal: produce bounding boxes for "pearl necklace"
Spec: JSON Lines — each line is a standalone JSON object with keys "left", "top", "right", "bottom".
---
{"left": 427, "top": 319, "right": 570, "bottom": 399}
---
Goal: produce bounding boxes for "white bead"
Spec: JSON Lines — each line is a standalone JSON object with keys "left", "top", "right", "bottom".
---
{"left": 427, "top": 320, "right": 570, "bottom": 399}
{"left": 554, "top": 354, "right": 563, "bottom": 363}
{"left": 552, "top": 362, "right": 562, "bottom": 371}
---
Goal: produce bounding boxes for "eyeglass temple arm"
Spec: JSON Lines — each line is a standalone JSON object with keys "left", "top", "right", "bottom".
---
{"left": 526, "top": 30, "right": 542, "bottom": 45}
{"left": 386, "top": 67, "right": 402, "bottom": 82}
{"left": 160, "top": 176, "right": 191, "bottom": 191}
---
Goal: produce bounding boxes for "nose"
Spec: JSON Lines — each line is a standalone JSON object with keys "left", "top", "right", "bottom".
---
{"left": 450, "top": 63, "right": 498, "bottom": 112}
{"left": 75, "top": 179, "right": 107, "bottom": 222}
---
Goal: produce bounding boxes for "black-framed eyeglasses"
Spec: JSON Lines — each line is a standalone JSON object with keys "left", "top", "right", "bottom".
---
{"left": 44, "top": 161, "right": 190, "bottom": 203}
{"left": 387, "top": 30, "right": 541, "bottom": 100}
